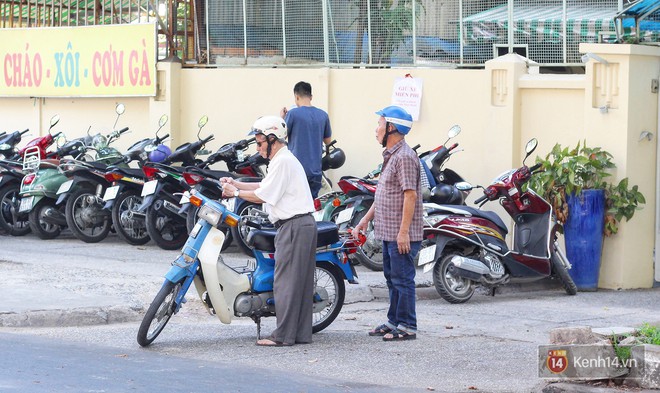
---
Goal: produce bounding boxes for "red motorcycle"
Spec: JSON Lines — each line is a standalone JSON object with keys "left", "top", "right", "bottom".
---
{"left": 417, "top": 138, "right": 577, "bottom": 303}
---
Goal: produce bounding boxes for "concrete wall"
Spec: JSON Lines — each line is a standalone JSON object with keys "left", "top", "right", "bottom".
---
{"left": 1, "top": 44, "right": 658, "bottom": 289}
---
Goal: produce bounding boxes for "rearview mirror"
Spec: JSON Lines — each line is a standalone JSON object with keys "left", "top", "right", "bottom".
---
{"left": 49, "top": 115, "right": 60, "bottom": 128}
{"left": 448, "top": 125, "right": 461, "bottom": 138}
{"left": 198, "top": 115, "right": 208, "bottom": 129}
{"left": 158, "top": 114, "right": 168, "bottom": 127}
{"left": 115, "top": 103, "right": 126, "bottom": 115}
{"left": 525, "top": 138, "right": 538, "bottom": 155}
{"left": 455, "top": 181, "right": 473, "bottom": 191}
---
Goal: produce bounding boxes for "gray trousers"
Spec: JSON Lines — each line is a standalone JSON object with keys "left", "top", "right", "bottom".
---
{"left": 271, "top": 214, "right": 317, "bottom": 345}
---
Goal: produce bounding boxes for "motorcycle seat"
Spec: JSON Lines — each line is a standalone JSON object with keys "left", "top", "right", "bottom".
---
{"left": 186, "top": 167, "right": 234, "bottom": 180}
{"left": 110, "top": 167, "right": 147, "bottom": 178}
{"left": 247, "top": 220, "right": 339, "bottom": 252}
{"left": 39, "top": 159, "right": 60, "bottom": 169}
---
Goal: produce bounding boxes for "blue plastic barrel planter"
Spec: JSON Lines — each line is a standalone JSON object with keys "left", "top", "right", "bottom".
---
{"left": 563, "top": 189, "right": 606, "bottom": 291}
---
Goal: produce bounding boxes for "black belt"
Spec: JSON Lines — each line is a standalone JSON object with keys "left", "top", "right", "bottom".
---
{"left": 273, "top": 213, "right": 311, "bottom": 229}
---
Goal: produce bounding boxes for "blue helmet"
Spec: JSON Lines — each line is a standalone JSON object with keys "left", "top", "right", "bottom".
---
{"left": 148, "top": 144, "right": 172, "bottom": 163}
{"left": 375, "top": 106, "right": 413, "bottom": 135}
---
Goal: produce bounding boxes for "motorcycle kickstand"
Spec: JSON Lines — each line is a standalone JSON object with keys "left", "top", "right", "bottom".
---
{"left": 252, "top": 316, "right": 262, "bottom": 340}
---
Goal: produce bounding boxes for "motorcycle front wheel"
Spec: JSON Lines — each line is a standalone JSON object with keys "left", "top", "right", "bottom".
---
{"left": 433, "top": 251, "right": 475, "bottom": 304}
{"left": 312, "top": 262, "right": 345, "bottom": 333}
{"left": 65, "top": 187, "right": 112, "bottom": 243}
{"left": 0, "top": 183, "right": 31, "bottom": 236}
{"left": 112, "top": 189, "right": 150, "bottom": 245}
{"left": 137, "top": 281, "right": 181, "bottom": 347}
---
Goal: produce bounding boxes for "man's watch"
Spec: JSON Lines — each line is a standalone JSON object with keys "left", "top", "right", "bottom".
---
{"left": 233, "top": 189, "right": 240, "bottom": 198}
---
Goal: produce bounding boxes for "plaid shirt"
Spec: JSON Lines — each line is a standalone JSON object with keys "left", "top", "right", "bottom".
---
{"left": 374, "top": 139, "right": 423, "bottom": 242}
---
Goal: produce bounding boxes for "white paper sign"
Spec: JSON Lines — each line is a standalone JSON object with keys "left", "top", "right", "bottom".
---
{"left": 391, "top": 76, "right": 423, "bottom": 121}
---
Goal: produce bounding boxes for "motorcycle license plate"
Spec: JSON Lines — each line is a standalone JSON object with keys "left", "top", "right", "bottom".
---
{"left": 56, "top": 179, "right": 73, "bottom": 195}
{"left": 103, "top": 185, "right": 120, "bottom": 201}
{"left": 418, "top": 245, "right": 437, "bottom": 272}
{"left": 141, "top": 180, "right": 158, "bottom": 197}
{"left": 336, "top": 207, "right": 354, "bottom": 224}
{"left": 19, "top": 196, "right": 34, "bottom": 213}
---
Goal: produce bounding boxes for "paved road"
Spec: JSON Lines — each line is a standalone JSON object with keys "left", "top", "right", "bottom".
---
{"left": 1, "top": 233, "right": 659, "bottom": 392}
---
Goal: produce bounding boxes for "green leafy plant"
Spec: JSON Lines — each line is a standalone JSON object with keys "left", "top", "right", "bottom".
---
{"left": 611, "top": 323, "right": 660, "bottom": 363}
{"left": 637, "top": 323, "right": 660, "bottom": 345}
{"left": 528, "top": 141, "right": 645, "bottom": 236}
{"left": 351, "top": 0, "right": 424, "bottom": 64}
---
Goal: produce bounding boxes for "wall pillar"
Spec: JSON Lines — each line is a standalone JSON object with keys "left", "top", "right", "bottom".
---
{"left": 149, "top": 60, "right": 182, "bottom": 148}
{"left": 580, "top": 43, "right": 660, "bottom": 289}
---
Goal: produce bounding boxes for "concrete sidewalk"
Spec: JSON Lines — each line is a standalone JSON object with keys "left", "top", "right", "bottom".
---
{"left": 1, "top": 233, "right": 659, "bottom": 392}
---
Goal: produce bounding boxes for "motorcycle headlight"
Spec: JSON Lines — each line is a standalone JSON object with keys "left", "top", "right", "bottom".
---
{"left": 0, "top": 143, "right": 10, "bottom": 150}
{"left": 197, "top": 204, "right": 239, "bottom": 228}
{"left": 92, "top": 134, "right": 107, "bottom": 150}
{"left": 198, "top": 205, "right": 223, "bottom": 227}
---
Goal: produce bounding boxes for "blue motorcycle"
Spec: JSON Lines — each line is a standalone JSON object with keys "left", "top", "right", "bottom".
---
{"left": 137, "top": 188, "right": 363, "bottom": 347}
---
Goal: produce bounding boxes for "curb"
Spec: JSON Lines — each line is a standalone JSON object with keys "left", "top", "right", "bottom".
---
{"left": 0, "top": 305, "right": 144, "bottom": 328}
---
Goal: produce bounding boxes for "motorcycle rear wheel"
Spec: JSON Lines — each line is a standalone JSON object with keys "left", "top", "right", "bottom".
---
{"left": 551, "top": 247, "right": 578, "bottom": 296}
{"left": 28, "top": 198, "right": 62, "bottom": 240}
{"left": 0, "top": 183, "right": 31, "bottom": 236}
{"left": 348, "top": 208, "right": 383, "bottom": 271}
{"left": 137, "top": 281, "right": 180, "bottom": 347}
{"left": 112, "top": 189, "right": 150, "bottom": 245}
{"left": 145, "top": 196, "right": 188, "bottom": 250}
{"left": 65, "top": 187, "right": 111, "bottom": 243}
{"left": 312, "top": 262, "right": 345, "bottom": 333}
{"left": 433, "top": 251, "right": 475, "bottom": 304}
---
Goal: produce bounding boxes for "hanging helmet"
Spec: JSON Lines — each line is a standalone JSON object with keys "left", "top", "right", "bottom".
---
{"left": 430, "top": 184, "right": 464, "bottom": 205}
{"left": 148, "top": 144, "right": 172, "bottom": 163}
{"left": 248, "top": 116, "right": 288, "bottom": 140}
{"left": 322, "top": 147, "right": 346, "bottom": 170}
{"left": 375, "top": 106, "right": 413, "bottom": 135}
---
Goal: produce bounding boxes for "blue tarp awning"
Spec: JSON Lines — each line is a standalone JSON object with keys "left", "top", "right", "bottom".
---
{"left": 615, "top": 0, "right": 660, "bottom": 40}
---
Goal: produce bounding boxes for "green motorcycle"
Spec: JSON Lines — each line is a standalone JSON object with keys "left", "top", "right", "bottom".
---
{"left": 19, "top": 116, "right": 91, "bottom": 239}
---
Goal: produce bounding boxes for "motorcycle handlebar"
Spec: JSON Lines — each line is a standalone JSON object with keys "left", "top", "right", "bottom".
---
{"left": 474, "top": 194, "right": 488, "bottom": 204}
{"left": 201, "top": 134, "right": 214, "bottom": 144}
{"left": 529, "top": 163, "right": 542, "bottom": 172}
{"left": 118, "top": 127, "right": 130, "bottom": 134}
{"left": 156, "top": 133, "right": 170, "bottom": 144}
{"left": 448, "top": 142, "right": 459, "bottom": 151}
{"left": 412, "top": 144, "right": 421, "bottom": 152}
{"left": 20, "top": 129, "right": 29, "bottom": 135}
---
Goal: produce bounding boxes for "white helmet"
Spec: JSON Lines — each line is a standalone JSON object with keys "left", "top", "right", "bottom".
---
{"left": 249, "top": 116, "right": 288, "bottom": 140}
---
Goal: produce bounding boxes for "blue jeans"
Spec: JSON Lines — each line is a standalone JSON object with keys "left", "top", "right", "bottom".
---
{"left": 308, "top": 175, "right": 322, "bottom": 199}
{"left": 382, "top": 240, "right": 421, "bottom": 334}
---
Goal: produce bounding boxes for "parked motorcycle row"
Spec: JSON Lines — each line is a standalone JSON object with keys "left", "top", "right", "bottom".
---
{"left": 1, "top": 107, "right": 577, "bottom": 345}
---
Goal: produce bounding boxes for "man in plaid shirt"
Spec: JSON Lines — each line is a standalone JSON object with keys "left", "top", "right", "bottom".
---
{"left": 354, "top": 106, "right": 423, "bottom": 341}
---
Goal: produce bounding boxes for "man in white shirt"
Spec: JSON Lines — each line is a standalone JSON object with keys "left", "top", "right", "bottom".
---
{"left": 221, "top": 115, "right": 316, "bottom": 347}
